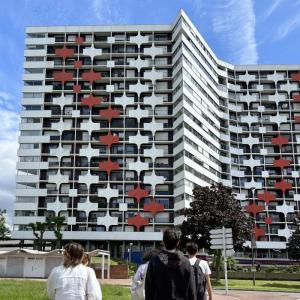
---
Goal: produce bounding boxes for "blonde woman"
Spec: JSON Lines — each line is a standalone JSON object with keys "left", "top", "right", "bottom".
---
{"left": 47, "top": 242, "right": 102, "bottom": 300}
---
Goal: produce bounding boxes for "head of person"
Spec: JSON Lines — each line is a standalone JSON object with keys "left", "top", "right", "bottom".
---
{"left": 163, "top": 229, "right": 179, "bottom": 251}
{"left": 63, "top": 242, "right": 85, "bottom": 268}
{"left": 82, "top": 253, "right": 90, "bottom": 266}
{"left": 142, "top": 249, "right": 159, "bottom": 263}
{"left": 186, "top": 242, "right": 198, "bottom": 257}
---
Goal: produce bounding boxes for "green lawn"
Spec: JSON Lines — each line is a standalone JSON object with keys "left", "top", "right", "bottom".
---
{"left": 0, "top": 278, "right": 299, "bottom": 299}
{"left": 0, "top": 280, "right": 130, "bottom": 300}
{"left": 212, "top": 279, "right": 300, "bottom": 293}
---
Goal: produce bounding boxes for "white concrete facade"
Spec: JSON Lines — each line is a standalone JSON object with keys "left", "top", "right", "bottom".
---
{"left": 13, "top": 10, "right": 300, "bottom": 257}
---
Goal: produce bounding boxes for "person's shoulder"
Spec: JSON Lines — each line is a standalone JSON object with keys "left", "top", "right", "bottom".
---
{"left": 177, "top": 251, "right": 191, "bottom": 266}
{"left": 199, "top": 259, "right": 209, "bottom": 267}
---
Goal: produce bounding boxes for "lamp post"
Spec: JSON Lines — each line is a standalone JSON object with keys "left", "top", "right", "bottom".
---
{"left": 250, "top": 228, "right": 256, "bottom": 286}
{"left": 129, "top": 242, "right": 133, "bottom": 263}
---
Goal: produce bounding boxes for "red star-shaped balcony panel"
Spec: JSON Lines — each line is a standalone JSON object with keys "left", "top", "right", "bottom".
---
{"left": 99, "top": 105, "right": 120, "bottom": 122}
{"left": 143, "top": 199, "right": 164, "bottom": 216}
{"left": 272, "top": 158, "right": 291, "bottom": 169}
{"left": 254, "top": 226, "right": 265, "bottom": 240}
{"left": 293, "top": 94, "right": 300, "bottom": 102}
{"left": 274, "top": 179, "right": 293, "bottom": 194}
{"left": 81, "top": 94, "right": 101, "bottom": 110}
{"left": 75, "top": 36, "right": 84, "bottom": 44}
{"left": 73, "top": 84, "right": 81, "bottom": 93}
{"left": 264, "top": 216, "right": 273, "bottom": 225}
{"left": 53, "top": 70, "right": 73, "bottom": 84}
{"left": 55, "top": 45, "right": 74, "bottom": 58}
{"left": 257, "top": 190, "right": 276, "bottom": 205}
{"left": 271, "top": 135, "right": 289, "bottom": 148}
{"left": 245, "top": 202, "right": 264, "bottom": 217}
{"left": 128, "top": 213, "right": 149, "bottom": 231}
{"left": 128, "top": 185, "right": 149, "bottom": 204}
{"left": 291, "top": 71, "right": 300, "bottom": 82}
{"left": 99, "top": 132, "right": 120, "bottom": 148}
{"left": 98, "top": 158, "right": 120, "bottom": 175}
{"left": 82, "top": 70, "right": 102, "bottom": 84}
{"left": 294, "top": 116, "right": 300, "bottom": 123}
{"left": 74, "top": 60, "right": 82, "bottom": 68}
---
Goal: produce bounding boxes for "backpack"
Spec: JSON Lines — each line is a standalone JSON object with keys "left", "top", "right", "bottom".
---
{"left": 131, "top": 264, "right": 148, "bottom": 300}
{"left": 192, "top": 259, "right": 207, "bottom": 300}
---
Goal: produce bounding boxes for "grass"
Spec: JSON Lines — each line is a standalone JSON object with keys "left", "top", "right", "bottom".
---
{"left": 212, "top": 279, "right": 300, "bottom": 293}
{"left": 1, "top": 278, "right": 299, "bottom": 299}
{"left": 0, "top": 280, "right": 130, "bottom": 300}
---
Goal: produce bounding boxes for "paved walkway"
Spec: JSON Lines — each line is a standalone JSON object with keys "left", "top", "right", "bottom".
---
{"left": 100, "top": 279, "right": 300, "bottom": 300}
{"left": 213, "top": 290, "right": 300, "bottom": 300}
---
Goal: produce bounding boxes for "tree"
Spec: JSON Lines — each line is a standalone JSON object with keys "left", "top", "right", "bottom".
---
{"left": 0, "top": 210, "right": 10, "bottom": 240}
{"left": 47, "top": 216, "right": 65, "bottom": 249}
{"left": 29, "top": 222, "right": 47, "bottom": 251}
{"left": 287, "top": 214, "right": 300, "bottom": 261}
{"left": 180, "top": 183, "right": 253, "bottom": 280}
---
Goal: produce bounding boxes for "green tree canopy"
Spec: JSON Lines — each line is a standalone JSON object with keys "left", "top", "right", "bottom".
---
{"left": 180, "top": 183, "right": 252, "bottom": 251}
{"left": 287, "top": 214, "right": 300, "bottom": 261}
{"left": 0, "top": 209, "right": 10, "bottom": 240}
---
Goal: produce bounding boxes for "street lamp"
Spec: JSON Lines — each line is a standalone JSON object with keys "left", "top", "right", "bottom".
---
{"left": 129, "top": 242, "right": 133, "bottom": 263}
{"left": 250, "top": 228, "right": 256, "bottom": 286}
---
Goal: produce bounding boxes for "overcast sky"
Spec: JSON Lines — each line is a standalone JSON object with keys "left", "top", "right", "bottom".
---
{"left": 1, "top": 0, "right": 300, "bottom": 225}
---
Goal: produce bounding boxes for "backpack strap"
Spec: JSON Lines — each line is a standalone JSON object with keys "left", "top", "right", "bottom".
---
{"left": 194, "top": 258, "right": 201, "bottom": 268}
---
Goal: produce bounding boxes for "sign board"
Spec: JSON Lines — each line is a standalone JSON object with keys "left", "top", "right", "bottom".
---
{"left": 209, "top": 227, "right": 233, "bottom": 296}
{"left": 210, "top": 228, "right": 232, "bottom": 235}
{"left": 211, "top": 244, "right": 233, "bottom": 250}
{"left": 210, "top": 237, "right": 233, "bottom": 246}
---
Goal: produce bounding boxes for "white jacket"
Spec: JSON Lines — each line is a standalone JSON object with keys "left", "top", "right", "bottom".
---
{"left": 47, "top": 264, "right": 102, "bottom": 300}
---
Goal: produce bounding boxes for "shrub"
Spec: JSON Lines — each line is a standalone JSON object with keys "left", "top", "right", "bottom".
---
{"left": 284, "top": 264, "right": 300, "bottom": 273}
{"left": 265, "top": 265, "right": 279, "bottom": 273}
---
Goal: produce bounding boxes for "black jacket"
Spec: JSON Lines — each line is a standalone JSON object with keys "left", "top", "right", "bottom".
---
{"left": 145, "top": 250, "right": 196, "bottom": 300}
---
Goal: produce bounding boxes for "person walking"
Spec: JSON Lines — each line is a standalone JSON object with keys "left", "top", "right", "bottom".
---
{"left": 186, "top": 242, "right": 212, "bottom": 300}
{"left": 145, "top": 229, "right": 196, "bottom": 300}
{"left": 47, "top": 242, "right": 102, "bottom": 300}
{"left": 131, "top": 249, "right": 159, "bottom": 300}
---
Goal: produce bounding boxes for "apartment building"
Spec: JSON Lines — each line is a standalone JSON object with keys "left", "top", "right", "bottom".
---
{"left": 13, "top": 10, "right": 300, "bottom": 258}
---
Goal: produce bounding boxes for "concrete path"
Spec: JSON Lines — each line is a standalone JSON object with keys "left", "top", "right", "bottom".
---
{"left": 100, "top": 279, "right": 300, "bottom": 300}
{"left": 213, "top": 290, "right": 300, "bottom": 300}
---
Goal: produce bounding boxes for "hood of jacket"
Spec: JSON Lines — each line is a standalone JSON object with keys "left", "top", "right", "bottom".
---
{"left": 157, "top": 250, "right": 183, "bottom": 269}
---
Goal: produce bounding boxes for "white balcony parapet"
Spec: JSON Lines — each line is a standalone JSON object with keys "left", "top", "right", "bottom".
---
{"left": 83, "top": 45, "right": 102, "bottom": 60}
{"left": 97, "top": 213, "right": 118, "bottom": 231}
{"left": 143, "top": 95, "right": 164, "bottom": 107}
{"left": 243, "top": 158, "right": 261, "bottom": 169}
{"left": 278, "top": 226, "right": 293, "bottom": 241}
{"left": 47, "top": 198, "right": 68, "bottom": 216}
{"left": 143, "top": 171, "right": 165, "bottom": 191}
{"left": 129, "top": 133, "right": 149, "bottom": 148}
{"left": 78, "top": 199, "right": 98, "bottom": 216}
{"left": 143, "top": 145, "right": 164, "bottom": 160}
{"left": 144, "top": 45, "right": 164, "bottom": 58}
{"left": 129, "top": 82, "right": 149, "bottom": 96}
{"left": 128, "top": 106, "right": 149, "bottom": 119}
{"left": 128, "top": 158, "right": 149, "bottom": 174}
{"left": 144, "top": 68, "right": 164, "bottom": 82}
{"left": 129, "top": 33, "right": 149, "bottom": 47}
{"left": 276, "top": 202, "right": 294, "bottom": 217}
{"left": 129, "top": 57, "right": 150, "bottom": 69}
{"left": 269, "top": 113, "right": 287, "bottom": 125}
{"left": 97, "top": 186, "right": 119, "bottom": 199}
{"left": 114, "top": 94, "right": 135, "bottom": 108}
{"left": 244, "top": 180, "right": 262, "bottom": 189}
{"left": 144, "top": 122, "right": 163, "bottom": 134}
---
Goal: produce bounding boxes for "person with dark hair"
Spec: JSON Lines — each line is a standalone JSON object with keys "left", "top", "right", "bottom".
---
{"left": 47, "top": 242, "right": 102, "bottom": 300}
{"left": 145, "top": 229, "right": 196, "bottom": 300}
{"left": 131, "top": 249, "right": 159, "bottom": 300}
{"left": 186, "top": 242, "right": 212, "bottom": 300}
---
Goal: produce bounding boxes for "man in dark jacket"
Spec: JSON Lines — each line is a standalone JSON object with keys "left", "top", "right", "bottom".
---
{"left": 145, "top": 229, "right": 196, "bottom": 300}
